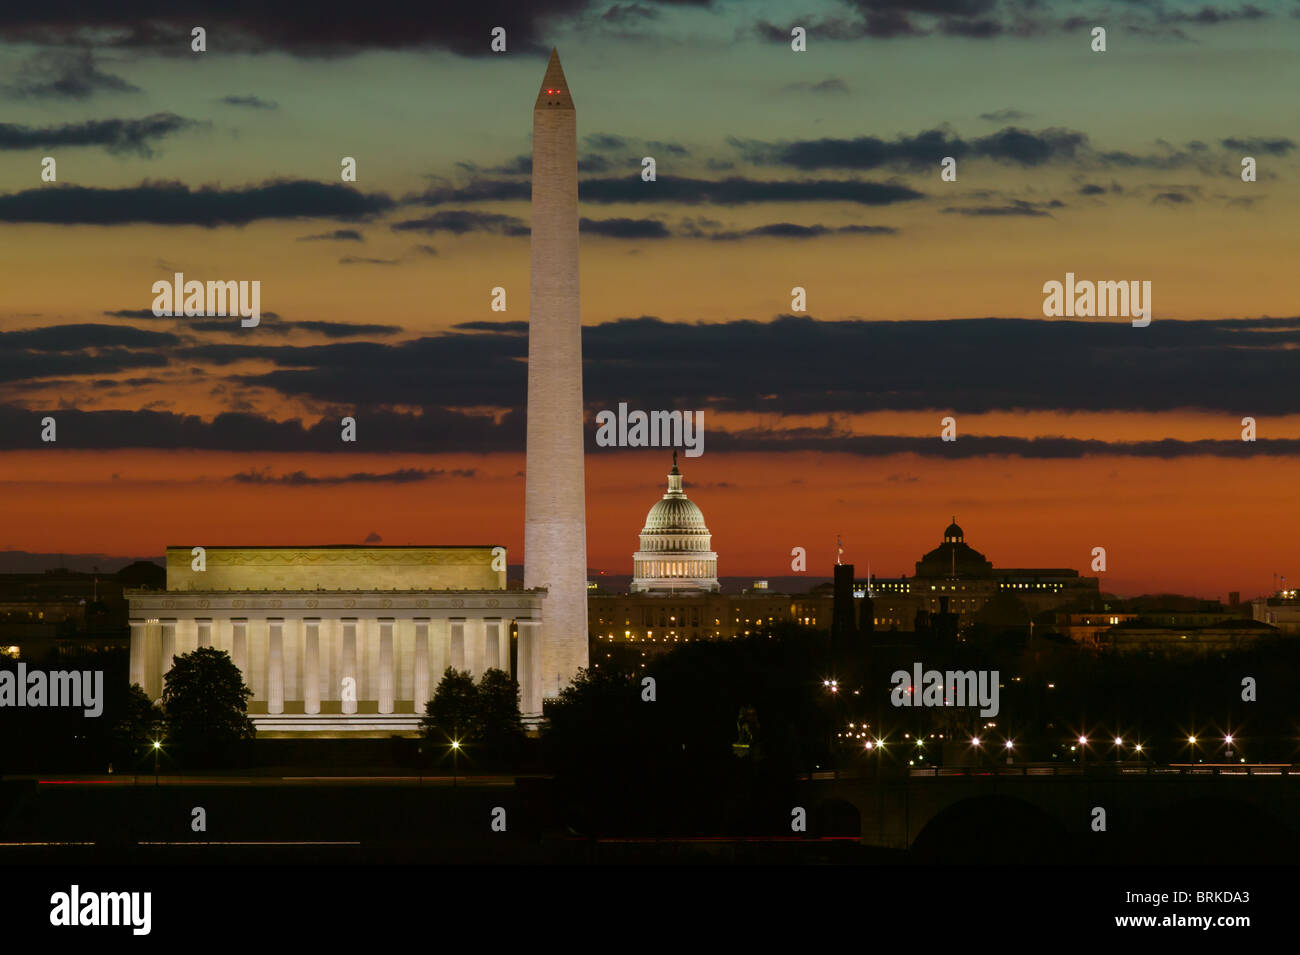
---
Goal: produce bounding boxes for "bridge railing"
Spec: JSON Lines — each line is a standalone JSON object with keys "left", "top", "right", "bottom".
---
{"left": 902, "top": 763, "right": 1296, "bottom": 778}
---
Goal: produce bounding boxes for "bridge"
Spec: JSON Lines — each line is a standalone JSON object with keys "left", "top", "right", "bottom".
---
{"left": 803, "top": 764, "right": 1300, "bottom": 861}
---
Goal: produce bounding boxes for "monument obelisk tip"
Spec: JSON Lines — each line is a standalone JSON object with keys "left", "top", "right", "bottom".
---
{"left": 536, "top": 48, "right": 574, "bottom": 110}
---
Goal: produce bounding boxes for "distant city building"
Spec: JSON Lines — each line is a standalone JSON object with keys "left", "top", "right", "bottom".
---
{"left": 1252, "top": 590, "right": 1300, "bottom": 634}
{"left": 1094, "top": 618, "right": 1278, "bottom": 655}
{"left": 855, "top": 519, "right": 1100, "bottom": 631}
{"left": 0, "top": 562, "right": 163, "bottom": 657}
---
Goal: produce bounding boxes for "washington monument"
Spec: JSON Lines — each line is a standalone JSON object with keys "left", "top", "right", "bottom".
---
{"left": 523, "top": 49, "right": 588, "bottom": 716}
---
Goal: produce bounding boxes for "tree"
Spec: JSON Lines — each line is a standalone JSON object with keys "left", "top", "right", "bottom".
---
{"left": 114, "top": 683, "right": 164, "bottom": 767}
{"left": 477, "top": 668, "right": 525, "bottom": 762}
{"left": 421, "top": 668, "right": 481, "bottom": 743}
{"left": 161, "top": 647, "right": 254, "bottom": 766}
{"left": 420, "top": 668, "right": 525, "bottom": 768}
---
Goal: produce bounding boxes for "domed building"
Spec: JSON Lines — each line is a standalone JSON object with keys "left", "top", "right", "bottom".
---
{"left": 630, "top": 454, "right": 720, "bottom": 594}
{"left": 914, "top": 518, "right": 994, "bottom": 579}
{"left": 588, "top": 456, "right": 833, "bottom": 652}
{"left": 859, "top": 517, "right": 1100, "bottom": 631}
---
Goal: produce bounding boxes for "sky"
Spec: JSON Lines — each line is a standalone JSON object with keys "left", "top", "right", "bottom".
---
{"left": 1, "top": 0, "right": 1298, "bottom": 598}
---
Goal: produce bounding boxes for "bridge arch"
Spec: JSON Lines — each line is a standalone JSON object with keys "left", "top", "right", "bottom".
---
{"left": 910, "top": 794, "right": 1072, "bottom": 863}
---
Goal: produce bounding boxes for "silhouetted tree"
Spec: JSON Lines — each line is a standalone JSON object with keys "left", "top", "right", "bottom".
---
{"left": 115, "top": 683, "right": 163, "bottom": 768}
{"left": 421, "top": 667, "right": 481, "bottom": 743}
{"left": 161, "top": 647, "right": 254, "bottom": 766}
{"left": 477, "top": 668, "right": 525, "bottom": 763}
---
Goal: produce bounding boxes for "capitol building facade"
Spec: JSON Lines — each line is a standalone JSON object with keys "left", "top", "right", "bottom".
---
{"left": 591, "top": 457, "right": 834, "bottom": 651}
{"left": 630, "top": 454, "right": 720, "bottom": 595}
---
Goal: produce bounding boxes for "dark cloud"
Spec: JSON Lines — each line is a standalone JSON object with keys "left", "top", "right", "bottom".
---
{"left": 1161, "top": 4, "right": 1268, "bottom": 25}
{"left": 410, "top": 175, "right": 924, "bottom": 207}
{"left": 734, "top": 126, "right": 1286, "bottom": 175}
{"left": 646, "top": 140, "right": 689, "bottom": 156}
{"left": 705, "top": 222, "right": 898, "bottom": 240}
{"left": 3, "top": 49, "right": 139, "bottom": 99}
{"left": 941, "top": 17, "right": 1002, "bottom": 36}
{"left": 453, "top": 321, "right": 528, "bottom": 333}
{"left": 783, "top": 77, "right": 850, "bottom": 94}
{"left": 487, "top": 154, "right": 531, "bottom": 175}
{"left": 0, "top": 113, "right": 197, "bottom": 156}
{"left": 941, "top": 198, "right": 1063, "bottom": 217}
{"left": 578, "top": 154, "right": 612, "bottom": 173}
{"left": 0, "top": 404, "right": 522, "bottom": 452}
{"left": 104, "top": 308, "right": 281, "bottom": 322}
{"left": 601, "top": 2, "right": 660, "bottom": 23}
{"left": 1220, "top": 136, "right": 1295, "bottom": 156}
{"left": 298, "top": 229, "right": 364, "bottom": 242}
{"left": 1078, "top": 183, "right": 1106, "bottom": 195}
{"left": 1152, "top": 192, "right": 1193, "bottom": 204}
{"left": 90, "top": 376, "right": 164, "bottom": 388}
{"left": 0, "top": 179, "right": 396, "bottom": 225}
{"left": 851, "top": 0, "right": 996, "bottom": 16}
{"left": 579, "top": 216, "right": 670, "bottom": 238}
{"left": 585, "top": 133, "right": 629, "bottom": 151}
{"left": 860, "top": 9, "right": 926, "bottom": 37}
{"left": 979, "top": 108, "right": 1030, "bottom": 122}
{"left": 486, "top": 153, "right": 620, "bottom": 175}
{"left": 730, "top": 126, "right": 1088, "bottom": 171}
{"left": 282, "top": 321, "right": 402, "bottom": 337}
{"left": 701, "top": 432, "right": 1300, "bottom": 460}
{"left": 101, "top": 309, "right": 399, "bottom": 339}
{"left": 758, "top": 1, "right": 1268, "bottom": 43}
{"left": 7, "top": 316, "right": 1300, "bottom": 453}
{"left": 0, "top": 0, "right": 595, "bottom": 57}
{"left": 390, "top": 209, "right": 529, "bottom": 236}
{"left": 2, "top": 323, "right": 179, "bottom": 351}
{"left": 339, "top": 255, "right": 400, "bottom": 265}
{"left": 191, "top": 316, "right": 1300, "bottom": 420}
{"left": 219, "top": 94, "right": 279, "bottom": 109}
{"left": 230, "top": 467, "right": 474, "bottom": 485}
{"left": 586, "top": 175, "right": 925, "bottom": 206}
{"left": 0, "top": 346, "right": 168, "bottom": 385}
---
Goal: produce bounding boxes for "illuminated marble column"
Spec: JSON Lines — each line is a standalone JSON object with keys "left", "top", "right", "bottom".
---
{"left": 413, "top": 618, "right": 430, "bottom": 714}
{"left": 231, "top": 619, "right": 248, "bottom": 678}
{"left": 517, "top": 619, "right": 542, "bottom": 716}
{"left": 341, "top": 618, "right": 358, "bottom": 715}
{"left": 267, "top": 618, "right": 284, "bottom": 715}
{"left": 196, "top": 618, "right": 212, "bottom": 648}
{"left": 484, "top": 618, "right": 502, "bottom": 671}
{"left": 128, "top": 619, "right": 146, "bottom": 689}
{"left": 158, "top": 619, "right": 176, "bottom": 700}
{"left": 450, "top": 618, "right": 466, "bottom": 671}
{"left": 378, "top": 618, "right": 395, "bottom": 715}
{"left": 303, "top": 619, "right": 320, "bottom": 715}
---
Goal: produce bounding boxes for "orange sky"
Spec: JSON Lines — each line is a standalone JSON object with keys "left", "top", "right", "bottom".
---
{"left": 2, "top": 448, "right": 1292, "bottom": 599}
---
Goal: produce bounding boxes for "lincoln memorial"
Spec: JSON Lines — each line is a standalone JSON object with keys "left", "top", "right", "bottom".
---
{"left": 126, "top": 545, "right": 546, "bottom": 737}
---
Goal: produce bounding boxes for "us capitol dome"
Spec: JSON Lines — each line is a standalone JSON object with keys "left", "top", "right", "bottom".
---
{"left": 630, "top": 453, "right": 720, "bottom": 594}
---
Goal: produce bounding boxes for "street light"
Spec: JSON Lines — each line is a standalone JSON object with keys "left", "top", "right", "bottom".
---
{"left": 450, "top": 737, "right": 461, "bottom": 787}
{"left": 151, "top": 740, "right": 162, "bottom": 786}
